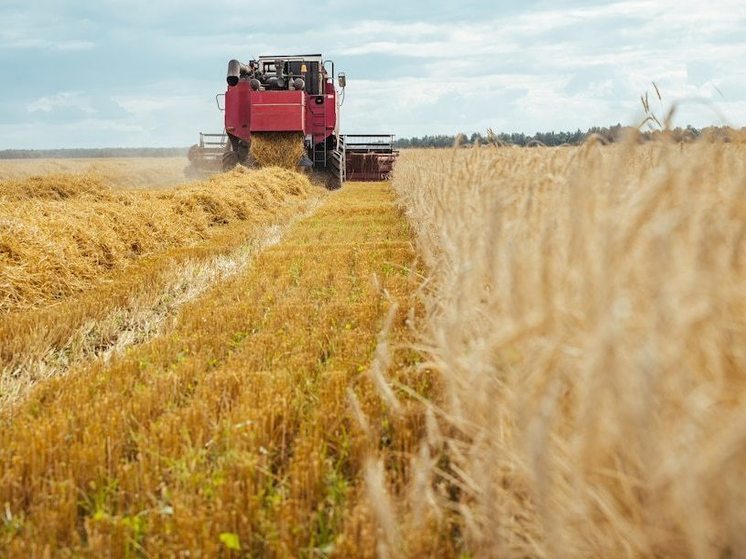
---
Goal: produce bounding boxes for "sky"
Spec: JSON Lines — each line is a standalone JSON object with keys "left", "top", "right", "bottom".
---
{"left": 0, "top": 0, "right": 745, "bottom": 148}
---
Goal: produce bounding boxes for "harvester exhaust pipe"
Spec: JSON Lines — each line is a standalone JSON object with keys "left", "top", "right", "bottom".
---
{"left": 227, "top": 59, "right": 251, "bottom": 87}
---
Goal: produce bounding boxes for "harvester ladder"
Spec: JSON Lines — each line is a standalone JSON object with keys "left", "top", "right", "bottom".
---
{"left": 313, "top": 141, "right": 327, "bottom": 167}
{"left": 312, "top": 96, "right": 328, "bottom": 168}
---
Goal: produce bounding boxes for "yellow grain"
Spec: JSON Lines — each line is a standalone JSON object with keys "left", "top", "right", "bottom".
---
{"left": 250, "top": 132, "right": 306, "bottom": 169}
{"left": 387, "top": 139, "right": 746, "bottom": 557}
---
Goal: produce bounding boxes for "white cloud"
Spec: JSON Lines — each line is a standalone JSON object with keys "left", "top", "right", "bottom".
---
{"left": 342, "top": 2, "right": 746, "bottom": 133}
{"left": 26, "top": 92, "right": 97, "bottom": 115}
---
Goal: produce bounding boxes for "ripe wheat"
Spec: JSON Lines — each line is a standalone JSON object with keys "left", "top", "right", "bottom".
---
{"left": 385, "top": 138, "right": 746, "bottom": 557}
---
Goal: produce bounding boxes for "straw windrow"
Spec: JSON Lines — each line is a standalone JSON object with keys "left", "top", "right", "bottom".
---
{"left": 0, "top": 166, "right": 312, "bottom": 312}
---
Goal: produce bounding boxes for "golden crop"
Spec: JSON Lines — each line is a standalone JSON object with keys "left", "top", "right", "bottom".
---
{"left": 1, "top": 166, "right": 321, "bottom": 412}
{"left": 0, "top": 157, "right": 192, "bottom": 189}
{"left": 0, "top": 167, "right": 313, "bottom": 312}
{"left": 0, "top": 166, "right": 424, "bottom": 557}
{"left": 386, "top": 139, "right": 746, "bottom": 557}
{"left": 1, "top": 139, "right": 744, "bottom": 558}
{"left": 250, "top": 133, "right": 307, "bottom": 169}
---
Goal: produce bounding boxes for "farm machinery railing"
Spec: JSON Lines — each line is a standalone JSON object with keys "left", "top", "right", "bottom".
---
{"left": 185, "top": 133, "right": 228, "bottom": 176}
{"left": 336, "top": 135, "right": 398, "bottom": 182}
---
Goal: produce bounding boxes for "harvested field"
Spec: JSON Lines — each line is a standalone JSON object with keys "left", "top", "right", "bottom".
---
{"left": 0, "top": 179, "right": 424, "bottom": 557}
{"left": 0, "top": 157, "right": 192, "bottom": 189}
{"left": 0, "top": 167, "right": 312, "bottom": 312}
{"left": 1, "top": 166, "right": 320, "bottom": 409}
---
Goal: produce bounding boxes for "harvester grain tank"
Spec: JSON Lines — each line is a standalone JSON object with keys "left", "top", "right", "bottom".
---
{"left": 186, "top": 54, "right": 398, "bottom": 186}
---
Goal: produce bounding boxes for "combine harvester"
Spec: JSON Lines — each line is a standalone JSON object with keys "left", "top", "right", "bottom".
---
{"left": 186, "top": 54, "right": 398, "bottom": 187}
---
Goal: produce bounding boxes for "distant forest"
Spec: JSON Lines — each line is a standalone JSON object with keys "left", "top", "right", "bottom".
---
{"left": 394, "top": 124, "right": 743, "bottom": 148}
{"left": 0, "top": 125, "right": 742, "bottom": 159}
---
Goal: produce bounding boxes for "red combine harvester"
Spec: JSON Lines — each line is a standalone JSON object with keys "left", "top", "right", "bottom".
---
{"left": 186, "top": 54, "right": 398, "bottom": 186}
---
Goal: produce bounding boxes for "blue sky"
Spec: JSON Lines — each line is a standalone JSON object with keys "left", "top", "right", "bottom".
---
{"left": 0, "top": 0, "right": 744, "bottom": 148}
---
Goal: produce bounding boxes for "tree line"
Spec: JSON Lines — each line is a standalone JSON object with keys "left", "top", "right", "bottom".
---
{"left": 394, "top": 125, "right": 744, "bottom": 148}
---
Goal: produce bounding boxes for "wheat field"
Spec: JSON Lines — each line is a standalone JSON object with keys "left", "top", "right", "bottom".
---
{"left": 383, "top": 139, "right": 746, "bottom": 557}
{"left": 1, "top": 141, "right": 745, "bottom": 557}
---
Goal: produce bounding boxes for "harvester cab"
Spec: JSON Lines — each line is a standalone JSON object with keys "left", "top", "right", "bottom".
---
{"left": 185, "top": 53, "right": 398, "bottom": 186}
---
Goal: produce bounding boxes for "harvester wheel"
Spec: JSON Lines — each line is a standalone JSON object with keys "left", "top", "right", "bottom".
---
{"left": 325, "top": 173, "right": 342, "bottom": 191}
